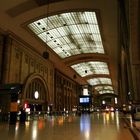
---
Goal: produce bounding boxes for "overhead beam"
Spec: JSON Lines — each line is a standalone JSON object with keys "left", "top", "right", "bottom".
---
{"left": 97, "top": 93, "right": 118, "bottom": 97}
{"left": 63, "top": 53, "right": 109, "bottom": 66}
{"left": 84, "top": 74, "right": 110, "bottom": 80}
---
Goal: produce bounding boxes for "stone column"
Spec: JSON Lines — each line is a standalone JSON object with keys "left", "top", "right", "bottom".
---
{"left": 1, "top": 35, "right": 12, "bottom": 83}
{"left": 0, "top": 35, "right": 4, "bottom": 83}
{"left": 129, "top": 0, "right": 140, "bottom": 102}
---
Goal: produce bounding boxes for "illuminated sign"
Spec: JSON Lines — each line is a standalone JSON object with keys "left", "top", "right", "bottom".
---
{"left": 79, "top": 97, "right": 90, "bottom": 103}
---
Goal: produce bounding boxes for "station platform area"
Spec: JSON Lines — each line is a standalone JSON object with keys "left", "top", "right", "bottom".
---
{"left": 0, "top": 112, "right": 140, "bottom": 140}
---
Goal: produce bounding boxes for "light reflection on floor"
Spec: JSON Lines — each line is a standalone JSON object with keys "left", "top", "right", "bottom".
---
{"left": 80, "top": 114, "right": 91, "bottom": 140}
{"left": 0, "top": 112, "right": 135, "bottom": 140}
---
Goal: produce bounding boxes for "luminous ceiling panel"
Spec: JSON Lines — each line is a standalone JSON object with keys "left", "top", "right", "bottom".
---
{"left": 87, "top": 78, "right": 112, "bottom": 86}
{"left": 95, "top": 85, "right": 113, "bottom": 91}
{"left": 71, "top": 61, "right": 109, "bottom": 77}
{"left": 28, "top": 12, "right": 105, "bottom": 58}
{"left": 94, "top": 86, "right": 114, "bottom": 94}
{"left": 98, "top": 90, "right": 114, "bottom": 94}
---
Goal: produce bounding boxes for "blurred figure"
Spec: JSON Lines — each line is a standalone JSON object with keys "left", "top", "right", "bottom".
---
{"left": 131, "top": 104, "right": 136, "bottom": 121}
{"left": 20, "top": 108, "right": 26, "bottom": 124}
{"left": 122, "top": 105, "right": 127, "bottom": 115}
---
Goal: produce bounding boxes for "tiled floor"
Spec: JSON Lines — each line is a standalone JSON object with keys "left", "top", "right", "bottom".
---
{"left": 0, "top": 112, "right": 135, "bottom": 140}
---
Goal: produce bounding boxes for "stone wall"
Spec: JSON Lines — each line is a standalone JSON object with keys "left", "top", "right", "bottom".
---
{"left": 2, "top": 34, "right": 54, "bottom": 104}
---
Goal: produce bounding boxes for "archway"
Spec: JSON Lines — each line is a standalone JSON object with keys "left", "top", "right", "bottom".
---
{"left": 21, "top": 73, "right": 49, "bottom": 112}
{"left": 97, "top": 93, "right": 118, "bottom": 109}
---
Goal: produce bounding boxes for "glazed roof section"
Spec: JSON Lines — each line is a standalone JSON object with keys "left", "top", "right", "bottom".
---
{"left": 28, "top": 11, "right": 114, "bottom": 94}
{"left": 71, "top": 61, "right": 109, "bottom": 77}
{"left": 28, "top": 11, "right": 104, "bottom": 58}
{"left": 87, "top": 77, "right": 112, "bottom": 86}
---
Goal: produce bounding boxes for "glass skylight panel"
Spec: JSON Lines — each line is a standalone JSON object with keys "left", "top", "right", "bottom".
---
{"left": 86, "top": 12, "right": 97, "bottom": 24}
{"left": 57, "top": 27, "right": 68, "bottom": 36}
{"left": 29, "top": 24, "right": 41, "bottom": 34}
{"left": 98, "top": 90, "right": 114, "bottom": 94}
{"left": 54, "top": 47, "right": 63, "bottom": 53}
{"left": 28, "top": 11, "right": 105, "bottom": 58}
{"left": 89, "top": 25, "right": 99, "bottom": 34}
{"left": 38, "top": 33, "right": 46, "bottom": 42}
{"left": 95, "top": 86, "right": 113, "bottom": 91}
{"left": 93, "top": 34, "right": 101, "bottom": 41}
{"left": 71, "top": 61, "right": 109, "bottom": 77}
{"left": 87, "top": 78, "right": 112, "bottom": 86}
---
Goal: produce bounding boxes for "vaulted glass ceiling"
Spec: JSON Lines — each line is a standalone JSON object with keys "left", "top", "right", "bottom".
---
{"left": 87, "top": 78, "right": 112, "bottom": 86}
{"left": 98, "top": 90, "right": 114, "bottom": 94}
{"left": 28, "top": 11, "right": 104, "bottom": 58}
{"left": 95, "top": 85, "right": 113, "bottom": 91}
{"left": 94, "top": 85, "right": 114, "bottom": 94}
{"left": 27, "top": 11, "right": 114, "bottom": 94}
{"left": 71, "top": 61, "right": 109, "bottom": 77}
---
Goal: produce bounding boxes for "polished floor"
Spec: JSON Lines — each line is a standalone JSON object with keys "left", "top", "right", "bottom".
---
{"left": 0, "top": 112, "right": 139, "bottom": 140}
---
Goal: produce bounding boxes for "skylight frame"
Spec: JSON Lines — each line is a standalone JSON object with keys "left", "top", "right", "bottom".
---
{"left": 87, "top": 77, "right": 112, "bottom": 86}
{"left": 94, "top": 85, "right": 113, "bottom": 91}
{"left": 71, "top": 61, "right": 110, "bottom": 77}
{"left": 28, "top": 11, "right": 105, "bottom": 58}
{"left": 98, "top": 90, "right": 114, "bottom": 94}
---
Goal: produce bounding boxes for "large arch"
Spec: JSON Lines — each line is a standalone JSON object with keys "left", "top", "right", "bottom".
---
{"left": 93, "top": 93, "right": 118, "bottom": 107}
{"left": 21, "top": 73, "right": 50, "bottom": 111}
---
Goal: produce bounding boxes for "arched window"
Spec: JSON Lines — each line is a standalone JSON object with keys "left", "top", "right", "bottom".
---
{"left": 25, "top": 78, "right": 46, "bottom": 102}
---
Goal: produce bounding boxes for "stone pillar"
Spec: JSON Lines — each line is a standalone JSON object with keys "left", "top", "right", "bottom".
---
{"left": 0, "top": 35, "right": 4, "bottom": 83}
{"left": 1, "top": 35, "right": 12, "bottom": 83}
{"left": 129, "top": 0, "right": 140, "bottom": 102}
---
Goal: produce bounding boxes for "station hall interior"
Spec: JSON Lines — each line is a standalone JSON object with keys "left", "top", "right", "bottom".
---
{"left": 0, "top": 0, "right": 140, "bottom": 140}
